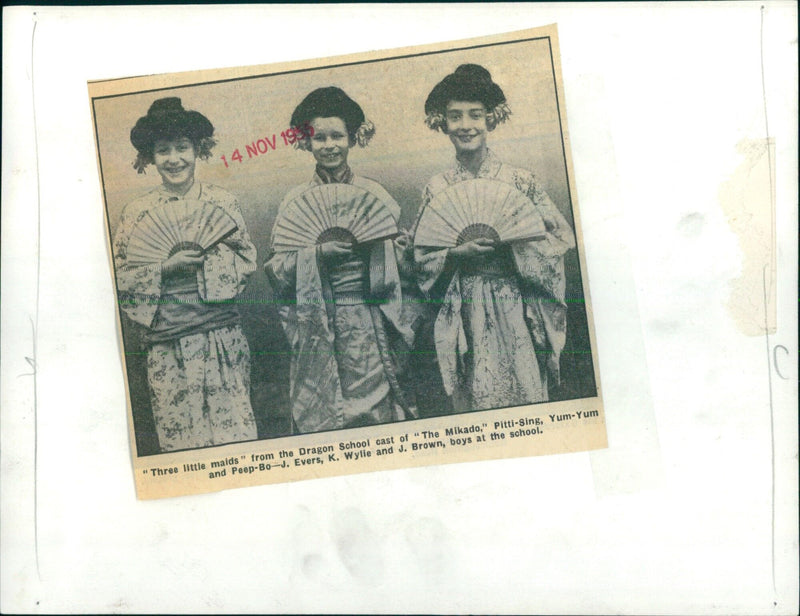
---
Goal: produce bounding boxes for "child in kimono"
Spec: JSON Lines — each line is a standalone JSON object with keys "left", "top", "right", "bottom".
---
{"left": 114, "top": 97, "right": 258, "bottom": 451}
{"left": 265, "top": 87, "right": 419, "bottom": 433}
{"left": 414, "top": 64, "right": 575, "bottom": 412}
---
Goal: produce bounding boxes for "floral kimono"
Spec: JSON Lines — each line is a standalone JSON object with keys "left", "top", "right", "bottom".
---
{"left": 114, "top": 182, "right": 258, "bottom": 451}
{"left": 265, "top": 167, "right": 420, "bottom": 434}
{"left": 414, "top": 150, "right": 575, "bottom": 412}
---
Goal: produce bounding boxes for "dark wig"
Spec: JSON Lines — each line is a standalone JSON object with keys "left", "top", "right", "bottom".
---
{"left": 290, "top": 87, "right": 374, "bottom": 149}
{"left": 424, "top": 64, "right": 511, "bottom": 132}
{"left": 130, "top": 97, "right": 216, "bottom": 173}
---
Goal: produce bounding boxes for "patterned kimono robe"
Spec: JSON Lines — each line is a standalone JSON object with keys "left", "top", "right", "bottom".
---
{"left": 113, "top": 182, "right": 258, "bottom": 452}
{"left": 265, "top": 167, "right": 420, "bottom": 434}
{"left": 414, "top": 150, "right": 575, "bottom": 412}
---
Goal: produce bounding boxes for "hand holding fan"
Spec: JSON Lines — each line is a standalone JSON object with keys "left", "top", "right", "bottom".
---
{"left": 414, "top": 178, "right": 547, "bottom": 248}
{"left": 271, "top": 183, "right": 399, "bottom": 251}
{"left": 125, "top": 200, "right": 238, "bottom": 267}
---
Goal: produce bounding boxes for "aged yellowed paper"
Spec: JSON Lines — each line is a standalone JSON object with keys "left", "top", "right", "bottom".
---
{"left": 89, "top": 23, "right": 606, "bottom": 499}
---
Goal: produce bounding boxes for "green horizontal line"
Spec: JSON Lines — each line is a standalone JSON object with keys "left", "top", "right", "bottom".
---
{"left": 117, "top": 298, "right": 587, "bottom": 305}
{"left": 124, "top": 350, "right": 593, "bottom": 356}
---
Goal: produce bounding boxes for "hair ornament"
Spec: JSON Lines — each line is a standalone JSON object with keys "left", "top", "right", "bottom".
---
{"left": 487, "top": 103, "right": 512, "bottom": 129}
{"left": 293, "top": 136, "right": 312, "bottom": 152}
{"left": 133, "top": 155, "right": 148, "bottom": 174}
{"left": 355, "top": 119, "right": 375, "bottom": 147}
{"left": 425, "top": 112, "right": 446, "bottom": 133}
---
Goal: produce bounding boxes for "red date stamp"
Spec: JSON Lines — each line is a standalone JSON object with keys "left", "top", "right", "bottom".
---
{"left": 220, "top": 122, "right": 314, "bottom": 167}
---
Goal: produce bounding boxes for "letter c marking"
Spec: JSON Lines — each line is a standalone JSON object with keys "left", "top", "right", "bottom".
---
{"left": 773, "top": 344, "right": 789, "bottom": 380}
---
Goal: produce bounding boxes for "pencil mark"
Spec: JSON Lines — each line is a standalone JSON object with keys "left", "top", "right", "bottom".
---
{"left": 762, "top": 263, "right": 776, "bottom": 595}
{"left": 30, "top": 11, "right": 42, "bottom": 581}
{"left": 719, "top": 6, "right": 777, "bottom": 338}
{"left": 759, "top": 5, "right": 777, "bottom": 595}
{"left": 19, "top": 355, "right": 36, "bottom": 378}
{"left": 759, "top": 3, "right": 776, "bottom": 316}
{"left": 772, "top": 345, "right": 788, "bottom": 380}
{"left": 759, "top": 8, "right": 775, "bottom": 235}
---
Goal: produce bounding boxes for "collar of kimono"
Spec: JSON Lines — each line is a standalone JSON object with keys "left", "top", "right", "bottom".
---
{"left": 157, "top": 180, "right": 202, "bottom": 201}
{"left": 453, "top": 148, "right": 502, "bottom": 180}
{"left": 314, "top": 164, "right": 354, "bottom": 185}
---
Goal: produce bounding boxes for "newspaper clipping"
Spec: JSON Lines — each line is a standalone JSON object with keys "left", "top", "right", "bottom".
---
{"left": 89, "top": 24, "right": 606, "bottom": 499}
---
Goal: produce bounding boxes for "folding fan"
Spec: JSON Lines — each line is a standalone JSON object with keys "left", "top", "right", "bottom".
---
{"left": 271, "top": 183, "right": 399, "bottom": 251}
{"left": 414, "top": 178, "right": 547, "bottom": 248}
{"left": 125, "top": 200, "right": 238, "bottom": 267}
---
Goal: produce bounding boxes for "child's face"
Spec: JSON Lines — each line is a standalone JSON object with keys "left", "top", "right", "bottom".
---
{"left": 309, "top": 116, "right": 351, "bottom": 172}
{"left": 153, "top": 137, "right": 197, "bottom": 192}
{"left": 445, "top": 100, "right": 489, "bottom": 155}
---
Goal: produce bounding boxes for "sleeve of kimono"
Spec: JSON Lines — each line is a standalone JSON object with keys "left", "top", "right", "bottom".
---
{"left": 412, "top": 183, "right": 454, "bottom": 298}
{"left": 394, "top": 235, "right": 416, "bottom": 283}
{"left": 112, "top": 198, "right": 162, "bottom": 328}
{"left": 511, "top": 173, "right": 575, "bottom": 301}
{"left": 200, "top": 190, "right": 257, "bottom": 301}
{"left": 264, "top": 249, "right": 298, "bottom": 301}
{"left": 511, "top": 172, "right": 575, "bottom": 384}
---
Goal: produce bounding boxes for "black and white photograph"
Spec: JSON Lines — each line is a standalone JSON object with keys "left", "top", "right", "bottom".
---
{"left": 89, "top": 25, "right": 605, "bottom": 497}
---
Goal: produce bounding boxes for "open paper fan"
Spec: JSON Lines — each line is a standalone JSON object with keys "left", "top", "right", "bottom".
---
{"left": 125, "top": 200, "right": 238, "bottom": 267}
{"left": 414, "top": 178, "right": 547, "bottom": 248}
{"left": 271, "top": 183, "right": 399, "bottom": 251}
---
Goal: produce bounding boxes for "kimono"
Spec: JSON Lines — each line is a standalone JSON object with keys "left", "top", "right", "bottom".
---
{"left": 265, "top": 166, "right": 420, "bottom": 434}
{"left": 414, "top": 150, "right": 575, "bottom": 412}
{"left": 113, "top": 182, "right": 258, "bottom": 452}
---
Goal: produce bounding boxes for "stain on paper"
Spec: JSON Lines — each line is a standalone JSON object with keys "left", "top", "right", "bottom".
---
{"left": 405, "top": 517, "right": 449, "bottom": 582}
{"left": 677, "top": 212, "right": 706, "bottom": 238}
{"left": 719, "top": 138, "right": 776, "bottom": 335}
{"left": 331, "top": 507, "right": 384, "bottom": 584}
{"left": 290, "top": 505, "right": 334, "bottom": 584}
